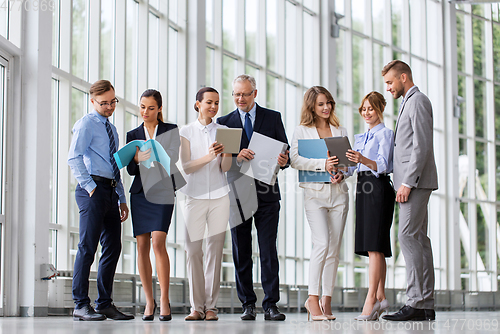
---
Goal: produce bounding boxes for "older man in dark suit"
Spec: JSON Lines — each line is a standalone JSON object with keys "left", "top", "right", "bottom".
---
{"left": 217, "top": 74, "right": 289, "bottom": 321}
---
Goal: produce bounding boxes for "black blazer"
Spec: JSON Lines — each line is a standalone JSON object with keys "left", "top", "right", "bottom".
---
{"left": 126, "top": 121, "right": 185, "bottom": 196}
{"left": 217, "top": 103, "right": 289, "bottom": 203}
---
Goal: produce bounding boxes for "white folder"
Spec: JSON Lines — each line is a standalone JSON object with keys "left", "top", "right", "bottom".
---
{"left": 240, "top": 132, "right": 288, "bottom": 186}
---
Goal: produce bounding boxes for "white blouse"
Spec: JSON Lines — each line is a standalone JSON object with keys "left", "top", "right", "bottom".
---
{"left": 179, "top": 120, "right": 230, "bottom": 199}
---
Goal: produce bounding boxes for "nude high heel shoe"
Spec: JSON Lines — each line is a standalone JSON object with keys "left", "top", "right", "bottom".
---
{"left": 319, "top": 299, "right": 336, "bottom": 320}
{"left": 304, "top": 299, "right": 328, "bottom": 321}
{"left": 354, "top": 300, "right": 381, "bottom": 321}
{"left": 377, "top": 299, "right": 390, "bottom": 317}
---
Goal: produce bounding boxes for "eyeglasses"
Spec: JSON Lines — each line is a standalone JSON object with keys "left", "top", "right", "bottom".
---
{"left": 232, "top": 90, "right": 254, "bottom": 98}
{"left": 94, "top": 98, "right": 119, "bottom": 108}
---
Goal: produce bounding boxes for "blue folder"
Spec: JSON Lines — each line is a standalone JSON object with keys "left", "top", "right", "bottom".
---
{"left": 297, "top": 139, "right": 331, "bottom": 182}
{"left": 113, "top": 139, "right": 170, "bottom": 175}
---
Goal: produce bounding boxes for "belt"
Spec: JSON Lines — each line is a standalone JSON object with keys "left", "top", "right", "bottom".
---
{"left": 358, "top": 171, "right": 388, "bottom": 177}
{"left": 91, "top": 175, "right": 117, "bottom": 187}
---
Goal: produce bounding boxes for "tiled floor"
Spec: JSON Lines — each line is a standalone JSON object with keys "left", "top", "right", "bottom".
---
{"left": 1, "top": 311, "right": 500, "bottom": 333}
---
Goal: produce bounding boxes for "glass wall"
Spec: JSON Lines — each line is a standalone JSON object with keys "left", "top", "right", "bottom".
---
{"left": 456, "top": 3, "right": 500, "bottom": 291}
{"left": 43, "top": 0, "right": 500, "bottom": 294}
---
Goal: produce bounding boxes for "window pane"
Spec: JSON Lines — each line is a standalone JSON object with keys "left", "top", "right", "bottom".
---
{"left": 473, "top": 17, "right": 486, "bottom": 77}
{"left": 493, "top": 24, "right": 500, "bottom": 82}
{"left": 0, "top": 1, "right": 7, "bottom": 38}
{"left": 303, "top": 0, "right": 319, "bottom": 13}
{"left": 149, "top": 0, "right": 159, "bottom": 10}
{"left": 266, "top": 75, "right": 277, "bottom": 110}
{"left": 51, "top": 79, "right": 59, "bottom": 225}
{"left": 476, "top": 204, "right": 489, "bottom": 274}
{"left": 122, "top": 240, "right": 136, "bottom": 274}
{"left": 353, "top": 107, "right": 363, "bottom": 135}
{"left": 372, "top": 0, "right": 385, "bottom": 42}
{"left": 245, "top": 65, "right": 258, "bottom": 80}
{"left": 206, "top": 47, "right": 214, "bottom": 87}
{"left": 72, "top": 0, "right": 88, "bottom": 80}
{"left": 303, "top": 12, "right": 315, "bottom": 88}
{"left": 222, "top": 55, "right": 236, "bottom": 116}
{"left": 493, "top": 4, "right": 499, "bottom": 22}
{"left": 169, "top": 0, "right": 178, "bottom": 24}
{"left": 206, "top": 0, "right": 214, "bottom": 42}
{"left": 285, "top": 1, "right": 297, "bottom": 81}
{"left": 335, "top": 0, "right": 345, "bottom": 16}
{"left": 409, "top": 0, "right": 425, "bottom": 58}
{"left": 351, "top": 0, "right": 366, "bottom": 34}
{"left": 476, "top": 141, "right": 488, "bottom": 196}
{"left": 266, "top": 0, "right": 277, "bottom": 71}
{"left": 246, "top": 0, "right": 258, "bottom": 63}
{"left": 100, "top": 0, "right": 114, "bottom": 82}
{"left": 148, "top": 13, "right": 159, "bottom": 89}
{"left": 427, "top": 0, "right": 442, "bottom": 64}
{"left": 125, "top": 0, "right": 138, "bottom": 102}
{"left": 223, "top": 0, "right": 236, "bottom": 53}
{"left": 285, "top": 259, "right": 296, "bottom": 285}
{"left": 474, "top": 79, "right": 486, "bottom": 138}
{"left": 352, "top": 35, "right": 365, "bottom": 104}
{"left": 336, "top": 29, "right": 345, "bottom": 100}
{"left": 456, "top": 12, "right": 466, "bottom": 73}
{"left": 168, "top": 28, "right": 178, "bottom": 123}
{"left": 497, "top": 145, "right": 500, "bottom": 202}
{"left": 496, "top": 85, "right": 500, "bottom": 142}
{"left": 391, "top": 0, "right": 403, "bottom": 48}
{"left": 373, "top": 43, "right": 384, "bottom": 93}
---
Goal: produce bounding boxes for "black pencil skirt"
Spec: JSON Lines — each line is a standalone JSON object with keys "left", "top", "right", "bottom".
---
{"left": 355, "top": 171, "right": 395, "bottom": 257}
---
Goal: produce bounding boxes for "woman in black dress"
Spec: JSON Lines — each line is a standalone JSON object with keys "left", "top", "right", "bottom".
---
{"left": 126, "top": 89, "right": 181, "bottom": 321}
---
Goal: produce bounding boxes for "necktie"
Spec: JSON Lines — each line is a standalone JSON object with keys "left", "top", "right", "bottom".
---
{"left": 244, "top": 113, "right": 253, "bottom": 141}
{"left": 105, "top": 120, "right": 121, "bottom": 181}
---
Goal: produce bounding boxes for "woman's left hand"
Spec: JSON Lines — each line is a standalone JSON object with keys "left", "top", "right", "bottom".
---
{"left": 346, "top": 149, "right": 363, "bottom": 164}
{"left": 330, "top": 172, "right": 344, "bottom": 184}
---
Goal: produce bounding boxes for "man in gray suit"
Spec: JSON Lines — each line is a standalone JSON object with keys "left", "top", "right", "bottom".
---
{"left": 381, "top": 60, "right": 438, "bottom": 321}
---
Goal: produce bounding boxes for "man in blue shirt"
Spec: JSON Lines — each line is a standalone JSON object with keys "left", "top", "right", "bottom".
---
{"left": 68, "top": 80, "right": 133, "bottom": 321}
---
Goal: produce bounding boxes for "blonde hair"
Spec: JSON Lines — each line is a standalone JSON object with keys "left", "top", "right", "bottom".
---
{"left": 300, "top": 86, "right": 340, "bottom": 127}
{"left": 358, "top": 91, "right": 386, "bottom": 121}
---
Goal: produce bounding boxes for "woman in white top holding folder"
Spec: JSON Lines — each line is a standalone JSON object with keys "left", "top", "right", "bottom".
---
{"left": 179, "top": 87, "right": 232, "bottom": 321}
{"left": 290, "top": 86, "right": 349, "bottom": 321}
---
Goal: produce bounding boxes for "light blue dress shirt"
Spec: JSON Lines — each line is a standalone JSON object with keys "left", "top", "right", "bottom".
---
{"left": 346, "top": 122, "right": 394, "bottom": 177}
{"left": 68, "top": 110, "right": 126, "bottom": 203}
{"left": 238, "top": 103, "right": 257, "bottom": 128}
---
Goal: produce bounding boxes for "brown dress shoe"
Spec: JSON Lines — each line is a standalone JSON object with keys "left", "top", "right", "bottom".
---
{"left": 184, "top": 311, "right": 204, "bottom": 321}
{"left": 205, "top": 311, "right": 218, "bottom": 321}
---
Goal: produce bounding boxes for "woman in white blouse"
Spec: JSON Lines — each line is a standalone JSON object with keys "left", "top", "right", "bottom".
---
{"left": 290, "top": 86, "right": 349, "bottom": 321}
{"left": 179, "top": 87, "right": 232, "bottom": 321}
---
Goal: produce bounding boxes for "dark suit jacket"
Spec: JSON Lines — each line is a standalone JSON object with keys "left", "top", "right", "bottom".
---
{"left": 217, "top": 104, "right": 289, "bottom": 203}
{"left": 126, "top": 121, "right": 185, "bottom": 198}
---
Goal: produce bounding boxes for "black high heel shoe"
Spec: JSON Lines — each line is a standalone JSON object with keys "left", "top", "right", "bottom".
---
{"left": 159, "top": 303, "right": 172, "bottom": 321}
{"left": 142, "top": 300, "right": 157, "bottom": 321}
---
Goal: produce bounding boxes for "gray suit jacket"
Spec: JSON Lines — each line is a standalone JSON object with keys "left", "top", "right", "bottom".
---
{"left": 393, "top": 87, "right": 438, "bottom": 190}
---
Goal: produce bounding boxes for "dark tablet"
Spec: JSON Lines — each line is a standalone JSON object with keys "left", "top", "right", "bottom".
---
{"left": 324, "top": 136, "right": 358, "bottom": 167}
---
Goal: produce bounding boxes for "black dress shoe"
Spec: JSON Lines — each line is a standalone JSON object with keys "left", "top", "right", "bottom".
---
{"left": 73, "top": 304, "right": 106, "bottom": 321}
{"left": 241, "top": 305, "right": 256, "bottom": 320}
{"left": 264, "top": 305, "right": 286, "bottom": 321}
{"left": 142, "top": 301, "right": 157, "bottom": 321}
{"left": 96, "top": 304, "right": 134, "bottom": 320}
{"left": 382, "top": 305, "right": 426, "bottom": 321}
{"left": 424, "top": 309, "right": 436, "bottom": 321}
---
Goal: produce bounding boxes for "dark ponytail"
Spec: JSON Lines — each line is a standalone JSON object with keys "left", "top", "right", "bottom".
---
{"left": 194, "top": 87, "right": 219, "bottom": 112}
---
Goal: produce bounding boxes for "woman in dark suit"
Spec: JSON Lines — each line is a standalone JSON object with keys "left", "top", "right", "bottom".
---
{"left": 126, "top": 89, "right": 181, "bottom": 321}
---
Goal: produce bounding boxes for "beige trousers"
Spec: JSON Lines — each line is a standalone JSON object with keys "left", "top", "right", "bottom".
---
{"left": 184, "top": 195, "right": 229, "bottom": 316}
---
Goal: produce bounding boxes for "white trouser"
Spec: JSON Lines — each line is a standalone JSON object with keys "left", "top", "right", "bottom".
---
{"left": 304, "top": 184, "right": 349, "bottom": 296}
{"left": 184, "top": 195, "right": 229, "bottom": 316}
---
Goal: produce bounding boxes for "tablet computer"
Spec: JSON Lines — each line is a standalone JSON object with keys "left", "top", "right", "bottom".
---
{"left": 324, "top": 136, "right": 357, "bottom": 167}
{"left": 215, "top": 128, "right": 243, "bottom": 154}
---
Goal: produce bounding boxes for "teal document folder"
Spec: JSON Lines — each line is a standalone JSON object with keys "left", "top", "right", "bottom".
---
{"left": 114, "top": 139, "right": 171, "bottom": 175}
{"left": 297, "top": 139, "right": 331, "bottom": 182}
